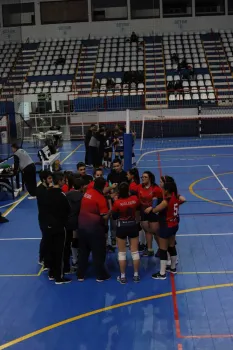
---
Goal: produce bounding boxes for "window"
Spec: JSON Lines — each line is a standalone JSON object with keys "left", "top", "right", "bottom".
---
{"left": 228, "top": 0, "right": 233, "bottom": 14}
{"left": 195, "top": 0, "right": 225, "bottom": 15}
{"left": 92, "top": 0, "right": 128, "bottom": 21}
{"left": 163, "top": 0, "right": 192, "bottom": 17}
{"left": 131, "top": 0, "right": 160, "bottom": 19}
{"left": 40, "top": 0, "right": 88, "bottom": 25}
{"left": 2, "top": 3, "right": 35, "bottom": 27}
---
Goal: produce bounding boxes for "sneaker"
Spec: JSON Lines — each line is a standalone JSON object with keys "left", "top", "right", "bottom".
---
{"left": 133, "top": 275, "right": 140, "bottom": 283}
{"left": 96, "top": 274, "right": 111, "bottom": 283}
{"left": 155, "top": 249, "right": 160, "bottom": 258}
{"left": 77, "top": 277, "right": 85, "bottom": 282}
{"left": 152, "top": 272, "right": 166, "bottom": 280}
{"left": 117, "top": 276, "right": 127, "bottom": 284}
{"left": 166, "top": 266, "right": 177, "bottom": 275}
{"left": 48, "top": 275, "right": 55, "bottom": 281}
{"left": 14, "top": 189, "right": 20, "bottom": 197}
{"left": 142, "top": 249, "right": 154, "bottom": 257}
{"left": 28, "top": 196, "right": 36, "bottom": 200}
{"left": 55, "top": 277, "right": 72, "bottom": 285}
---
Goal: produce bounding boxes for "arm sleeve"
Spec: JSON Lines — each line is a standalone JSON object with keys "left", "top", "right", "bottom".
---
{"left": 13, "top": 155, "right": 19, "bottom": 173}
{"left": 97, "top": 195, "right": 109, "bottom": 216}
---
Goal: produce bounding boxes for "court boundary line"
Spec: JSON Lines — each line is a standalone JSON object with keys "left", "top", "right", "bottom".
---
{"left": 2, "top": 144, "right": 82, "bottom": 217}
{"left": 208, "top": 165, "right": 233, "bottom": 202}
{"left": 1, "top": 283, "right": 233, "bottom": 349}
{"left": 136, "top": 145, "right": 233, "bottom": 164}
{"left": 189, "top": 172, "right": 233, "bottom": 208}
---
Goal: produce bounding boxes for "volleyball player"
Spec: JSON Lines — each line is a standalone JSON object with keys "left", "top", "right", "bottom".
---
{"left": 87, "top": 168, "right": 117, "bottom": 194}
{"left": 112, "top": 182, "right": 140, "bottom": 284}
{"left": 103, "top": 129, "right": 113, "bottom": 168}
{"left": 65, "top": 178, "right": 84, "bottom": 272}
{"left": 152, "top": 182, "right": 186, "bottom": 280}
{"left": 62, "top": 172, "right": 74, "bottom": 193}
{"left": 36, "top": 170, "right": 53, "bottom": 268}
{"left": 127, "top": 168, "right": 146, "bottom": 251}
{"left": 137, "top": 171, "right": 163, "bottom": 257}
{"left": 114, "top": 127, "right": 124, "bottom": 161}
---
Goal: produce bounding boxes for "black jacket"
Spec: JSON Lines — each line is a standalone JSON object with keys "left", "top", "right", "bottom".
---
{"left": 47, "top": 187, "right": 71, "bottom": 229}
{"left": 107, "top": 170, "right": 128, "bottom": 185}
{"left": 66, "top": 190, "right": 83, "bottom": 230}
{"left": 36, "top": 184, "right": 49, "bottom": 228}
{"left": 85, "top": 130, "right": 92, "bottom": 146}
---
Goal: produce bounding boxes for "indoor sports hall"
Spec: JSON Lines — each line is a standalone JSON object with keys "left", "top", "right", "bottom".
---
{"left": 1, "top": 0, "right": 233, "bottom": 349}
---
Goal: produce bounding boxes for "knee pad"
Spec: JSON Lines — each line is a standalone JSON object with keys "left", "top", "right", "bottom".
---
{"left": 118, "top": 251, "right": 127, "bottom": 261}
{"left": 168, "top": 246, "right": 177, "bottom": 256}
{"left": 160, "top": 249, "right": 168, "bottom": 261}
{"left": 72, "top": 238, "right": 79, "bottom": 248}
{"left": 131, "top": 251, "right": 140, "bottom": 261}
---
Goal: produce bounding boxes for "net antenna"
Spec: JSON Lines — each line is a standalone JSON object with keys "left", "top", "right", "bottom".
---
{"left": 140, "top": 114, "right": 166, "bottom": 151}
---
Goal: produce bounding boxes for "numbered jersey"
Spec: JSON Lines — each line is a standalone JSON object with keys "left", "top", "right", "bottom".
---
{"left": 115, "top": 134, "right": 124, "bottom": 151}
{"left": 104, "top": 136, "right": 113, "bottom": 150}
{"left": 112, "top": 195, "right": 139, "bottom": 221}
{"left": 159, "top": 193, "right": 181, "bottom": 227}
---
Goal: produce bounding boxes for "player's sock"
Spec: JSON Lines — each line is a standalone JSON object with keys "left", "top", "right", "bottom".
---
{"left": 121, "top": 273, "right": 126, "bottom": 279}
{"left": 134, "top": 271, "right": 139, "bottom": 277}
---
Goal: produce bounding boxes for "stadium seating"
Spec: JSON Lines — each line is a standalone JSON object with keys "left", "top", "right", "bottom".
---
{"left": 2, "top": 30, "right": 233, "bottom": 110}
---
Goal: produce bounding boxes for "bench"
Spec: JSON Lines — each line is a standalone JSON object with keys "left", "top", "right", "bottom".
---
{"left": 38, "top": 146, "right": 60, "bottom": 171}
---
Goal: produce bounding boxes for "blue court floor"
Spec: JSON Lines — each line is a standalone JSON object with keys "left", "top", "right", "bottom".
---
{"left": 1, "top": 140, "right": 233, "bottom": 350}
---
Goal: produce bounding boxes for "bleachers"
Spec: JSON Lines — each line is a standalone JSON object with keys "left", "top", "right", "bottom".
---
{"left": 163, "top": 32, "right": 216, "bottom": 106}
{"left": 1, "top": 31, "right": 233, "bottom": 110}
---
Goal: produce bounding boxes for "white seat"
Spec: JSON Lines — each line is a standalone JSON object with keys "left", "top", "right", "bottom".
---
{"left": 208, "top": 93, "right": 215, "bottom": 100}
{"left": 184, "top": 93, "right": 191, "bottom": 100}
{"left": 201, "top": 93, "right": 207, "bottom": 100}
{"left": 192, "top": 93, "right": 199, "bottom": 100}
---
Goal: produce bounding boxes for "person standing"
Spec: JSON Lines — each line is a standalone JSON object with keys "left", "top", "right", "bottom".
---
{"left": 12, "top": 143, "right": 37, "bottom": 199}
{"left": 76, "top": 162, "right": 93, "bottom": 186}
{"left": 77, "top": 177, "right": 111, "bottom": 282}
{"left": 47, "top": 173, "right": 71, "bottom": 284}
{"left": 107, "top": 158, "right": 128, "bottom": 247}
{"left": 36, "top": 170, "right": 53, "bottom": 269}
{"left": 65, "top": 178, "right": 84, "bottom": 272}
{"left": 84, "top": 124, "right": 96, "bottom": 166}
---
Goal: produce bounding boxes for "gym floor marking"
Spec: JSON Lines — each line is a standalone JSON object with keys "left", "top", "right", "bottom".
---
{"left": 1, "top": 282, "right": 233, "bottom": 349}
{"left": 2, "top": 144, "right": 83, "bottom": 218}
{"left": 189, "top": 171, "right": 233, "bottom": 208}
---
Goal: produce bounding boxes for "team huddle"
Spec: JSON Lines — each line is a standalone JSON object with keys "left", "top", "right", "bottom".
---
{"left": 36, "top": 157, "right": 185, "bottom": 285}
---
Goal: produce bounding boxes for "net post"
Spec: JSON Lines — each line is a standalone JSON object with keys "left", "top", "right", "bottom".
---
{"left": 124, "top": 109, "right": 132, "bottom": 171}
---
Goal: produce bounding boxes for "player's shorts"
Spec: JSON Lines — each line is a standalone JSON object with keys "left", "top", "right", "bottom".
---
{"left": 115, "top": 147, "right": 124, "bottom": 153}
{"left": 104, "top": 147, "right": 112, "bottom": 153}
{"left": 159, "top": 225, "right": 178, "bottom": 239}
{"left": 116, "top": 221, "right": 139, "bottom": 239}
{"left": 140, "top": 209, "right": 159, "bottom": 223}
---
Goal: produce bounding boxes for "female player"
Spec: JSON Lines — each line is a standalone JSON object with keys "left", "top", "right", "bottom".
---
{"left": 112, "top": 182, "right": 140, "bottom": 284}
{"left": 103, "top": 129, "right": 113, "bottom": 168}
{"left": 127, "top": 168, "right": 140, "bottom": 195}
{"left": 62, "top": 172, "right": 74, "bottom": 193}
{"left": 114, "top": 127, "right": 124, "bottom": 161}
{"left": 152, "top": 182, "right": 186, "bottom": 280}
{"left": 137, "top": 171, "right": 163, "bottom": 257}
{"left": 87, "top": 168, "right": 117, "bottom": 194}
{"left": 127, "top": 168, "right": 146, "bottom": 251}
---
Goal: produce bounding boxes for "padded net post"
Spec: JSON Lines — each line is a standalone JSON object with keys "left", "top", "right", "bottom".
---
{"left": 124, "top": 109, "right": 132, "bottom": 171}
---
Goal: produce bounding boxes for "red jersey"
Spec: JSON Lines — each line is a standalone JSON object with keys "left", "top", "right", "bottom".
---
{"left": 159, "top": 193, "right": 181, "bottom": 227}
{"left": 129, "top": 181, "right": 138, "bottom": 195}
{"left": 78, "top": 188, "right": 108, "bottom": 232}
{"left": 87, "top": 180, "right": 109, "bottom": 190}
{"left": 137, "top": 184, "right": 163, "bottom": 209}
{"left": 112, "top": 195, "right": 139, "bottom": 221}
{"left": 62, "top": 184, "right": 69, "bottom": 193}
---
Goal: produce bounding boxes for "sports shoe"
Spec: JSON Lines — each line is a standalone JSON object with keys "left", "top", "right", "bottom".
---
{"left": 117, "top": 276, "right": 127, "bottom": 284}
{"left": 48, "top": 275, "right": 55, "bottom": 281}
{"left": 28, "top": 196, "right": 36, "bottom": 200}
{"left": 133, "top": 275, "right": 140, "bottom": 283}
{"left": 55, "top": 277, "right": 72, "bottom": 285}
{"left": 166, "top": 266, "right": 177, "bottom": 275}
{"left": 152, "top": 272, "right": 166, "bottom": 280}
{"left": 96, "top": 274, "right": 111, "bottom": 283}
{"left": 142, "top": 249, "right": 154, "bottom": 257}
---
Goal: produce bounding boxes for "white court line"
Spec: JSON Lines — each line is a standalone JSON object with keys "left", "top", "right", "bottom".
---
{"left": 137, "top": 164, "right": 219, "bottom": 169}
{"left": 208, "top": 165, "right": 233, "bottom": 203}
{"left": 2, "top": 232, "right": 233, "bottom": 240}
